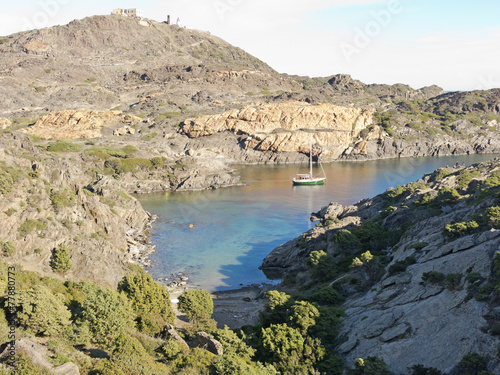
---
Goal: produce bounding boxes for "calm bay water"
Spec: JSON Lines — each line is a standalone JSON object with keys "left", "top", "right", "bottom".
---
{"left": 138, "top": 154, "right": 499, "bottom": 291}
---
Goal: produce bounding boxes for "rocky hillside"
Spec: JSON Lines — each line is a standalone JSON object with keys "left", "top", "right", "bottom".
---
{"left": 0, "top": 15, "right": 498, "bottom": 169}
{"left": 261, "top": 160, "right": 500, "bottom": 373}
{"left": 0, "top": 131, "right": 239, "bottom": 286}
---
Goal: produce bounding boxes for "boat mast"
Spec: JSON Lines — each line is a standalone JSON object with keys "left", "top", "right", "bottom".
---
{"left": 309, "top": 134, "right": 313, "bottom": 177}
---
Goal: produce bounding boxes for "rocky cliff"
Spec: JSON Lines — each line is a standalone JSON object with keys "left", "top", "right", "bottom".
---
{"left": 20, "top": 110, "right": 141, "bottom": 139}
{"left": 261, "top": 160, "right": 500, "bottom": 374}
{"left": 182, "top": 101, "right": 373, "bottom": 160}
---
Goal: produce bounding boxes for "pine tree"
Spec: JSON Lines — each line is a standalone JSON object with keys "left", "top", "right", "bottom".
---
{"left": 50, "top": 243, "right": 72, "bottom": 272}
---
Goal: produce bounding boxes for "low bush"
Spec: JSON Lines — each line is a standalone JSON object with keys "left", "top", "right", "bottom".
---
{"left": 178, "top": 289, "right": 213, "bottom": 321}
{"left": 1, "top": 240, "right": 16, "bottom": 256}
{"left": 333, "top": 229, "right": 361, "bottom": 252}
{"left": 118, "top": 268, "right": 175, "bottom": 335}
{"left": 443, "top": 273, "right": 462, "bottom": 290}
{"left": 388, "top": 256, "right": 416, "bottom": 276}
{"left": 104, "top": 158, "right": 153, "bottom": 174}
{"left": 50, "top": 189, "right": 75, "bottom": 209}
{"left": 17, "top": 285, "right": 71, "bottom": 336}
{"left": 444, "top": 221, "right": 479, "bottom": 238}
{"left": 46, "top": 141, "right": 83, "bottom": 153}
{"left": 422, "top": 271, "right": 445, "bottom": 284}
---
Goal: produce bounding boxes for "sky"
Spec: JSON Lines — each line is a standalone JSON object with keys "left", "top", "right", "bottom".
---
{"left": 1, "top": 0, "right": 499, "bottom": 91}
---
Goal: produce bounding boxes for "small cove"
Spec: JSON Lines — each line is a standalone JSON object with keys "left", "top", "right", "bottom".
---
{"left": 138, "top": 154, "right": 499, "bottom": 291}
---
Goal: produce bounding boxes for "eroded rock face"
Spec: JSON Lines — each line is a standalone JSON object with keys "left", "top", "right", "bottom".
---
{"left": 20, "top": 110, "right": 141, "bottom": 139}
{"left": 0, "top": 118, "right": 10, "bottom": 129}
{"left": 181, "top": 101, "right": 373, "bottom": 160}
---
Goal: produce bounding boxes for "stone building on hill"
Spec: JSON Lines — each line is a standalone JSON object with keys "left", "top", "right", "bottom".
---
{"left": 112, "top": 9, "right": 144, "bottom": 19}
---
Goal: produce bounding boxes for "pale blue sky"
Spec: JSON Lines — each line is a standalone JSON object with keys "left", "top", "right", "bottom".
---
{"left": 1, "top": 0, "right": 499, "bottom": 91}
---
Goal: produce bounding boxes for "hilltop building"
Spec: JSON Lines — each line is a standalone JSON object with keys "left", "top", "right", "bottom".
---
{"left": 112, "top": 9, "right": 144, "bottom": 19}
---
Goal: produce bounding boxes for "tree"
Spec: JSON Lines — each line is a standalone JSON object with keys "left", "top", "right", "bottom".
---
{"left": 81, "top": 284, "right": 134, "bottom": 349}
{"left": 260, "top": 323, "right": 325, "bottom": 374}
{"left": 287, "top": 301, "right": 320, "bottom": 333}
{"left": 178, "top": 289, "right": 213, "bottom": 321}
{"left": 50, "top": 243, "right": 72, "bottom": 273}
{"left": 17, "top": 285, "right": 71, "bottom": 336}
{"left": 118, "top": 268, "right": 175, "bottom": 334}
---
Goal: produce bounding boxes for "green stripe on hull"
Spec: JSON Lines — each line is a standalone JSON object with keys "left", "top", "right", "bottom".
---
{"left": 293, "top": 180, "right": 325, "bottom": 186}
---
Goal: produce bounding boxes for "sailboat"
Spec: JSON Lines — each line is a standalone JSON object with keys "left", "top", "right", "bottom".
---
{"left": 292, "top": 136, "right": 326, "bottom": 186}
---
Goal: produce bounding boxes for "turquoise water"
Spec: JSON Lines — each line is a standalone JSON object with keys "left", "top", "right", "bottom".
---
{"left": 138, "top": 154, "right": 499, "bottom": 291}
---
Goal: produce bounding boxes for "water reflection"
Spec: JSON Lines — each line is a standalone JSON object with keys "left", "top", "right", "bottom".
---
{"left": 138, "top": 154, "right": 499, "bottom": 291}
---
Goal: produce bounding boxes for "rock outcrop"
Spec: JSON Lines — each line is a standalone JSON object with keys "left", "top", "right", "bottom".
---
{"left": 0, "top": 338, "right": 80, "bottom": 374}
{"left": 182, "top": 101, "right": 373, "bottom": 160}
{"left": 20, "top": 110, "right": 140, "bottom": 139}
{"left": 0, "top": 118, "right": 10, "bottom": 129}
{"left": 191, "top": 332, "right": 224, "bottom": 356}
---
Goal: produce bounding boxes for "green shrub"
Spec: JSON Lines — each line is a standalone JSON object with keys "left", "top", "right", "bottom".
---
{"left": 347, "top": 356, "right": 394, "bottom": 375}
{"left": 436, "top": 187, "right": 460, "bottom": 205}
{"left": 381, "top": 206, "right": 397, "bottom": 218}
{"left": 0, "top": 164, "right": 22, "bottom": 195}
{"left": 486, "top": 206, "right": 500, "bottom": 228}
{"left": 410, "top": 242, "right": 429, "bottom": 250}
{"left": 386, "top": 185, "right": 410, "bottom": 202}
{"left": 307, "top": 287, "right": 346, "bottom": 306}
{"left": 80, "top": 283, "right": 135, "bottom": 349}
{"left": 455, "top": 353, "right": 488, "bottom": 374}
{"left": 104, "top": 158, "right": 153, "bottom": 174}
{"left": 1, "top": 240, "right": 16, "bottom": 257}
{"left": 456, "top": 170, "right": 481, "bottom": 190}
{"left": 50, "top": 244, "right": 72, "bottom": 273}
{"left": 150, "top": 156, "right": 166, "bottom": 168}
{"left": 422, "top": 271, "right": 445, "bottom": 284}
{"left": 333, "top": 230, "right": 361, "bottom": 252}
{"left": 444, "top": 221, "right": 479, "bottom": 238}
{"left": 443, "top": 273, "right": 462, "bottom": 290}
{"left": 17, "top": 285, "right": 71, "bottom": 336}
{"left": 260, "top": 323, "right": 325, "bottom": 374}
{"left": 141, "top": 132, "right": 158, "bottom": 142}
{"left": 307, "top": 250, "right": 338, "bottom": 281}
{"left": 432, "top": 168, "right": 450, "bottom": 181}
{"left": 465, "top": 272, "right": 482, "bottom": 284}
{"left": 46, "top": 141, "right": 83, "bottom": 153}
{"left": 85, "top": 146, "right": 127, "bottom": 159}
{"left": 122, "top": 145, "right": 138, "bottom": 155}
{"left": 50, "top": 189, "right": 75, "bottom": 209}
{"left": 110, "top": 334, "right": 169, "bottom": 374}
{"left": 63, "top": 323, "right": 92, "bottom": 347}
{"left": 351, "top": 220, "right": 397, "bottom": 252}
{"left": 178, "top": 289, "right": 213, "bottom": 321}
{"left": 388, "top": 256, "right": 416, "bottom": 275}
{"left": 408, "top": 364, "right": 442, "bottom": 375}
{"left": 18, "top": 219, "right": 45, "bottom": 237}
{"left": 484, "top": 171, "right": 500, "bottom": 188}
{"left": 10, "top": 354, "right": 53, "bottom": 374}
{"left": 4, "top": 208, "right": 17, "bottom": 216}
{"left": 287, "top": 301, "right": 320, "bottom": 333}
{"left": 493, "top": 252, "right": 500, "bottom": 276}
{"left": 118, "top": 268, "right": 175, "bottom": 335}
